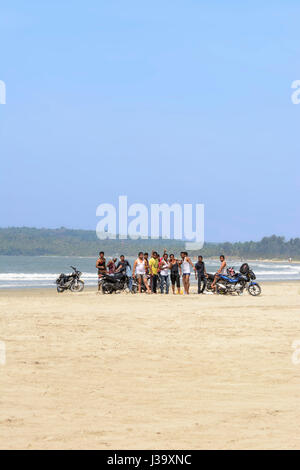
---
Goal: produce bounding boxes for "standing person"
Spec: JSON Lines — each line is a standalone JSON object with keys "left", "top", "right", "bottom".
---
{"left": 211, "top": 255, "right": 227, "bottom": 291}
{"left": 144, "top": 253, "right": 149, "bottom": 275}
{"left": 143, "top": 252, "right": 150, "bottom": 290}
{"left": 96, "top": 251, "right": 106, "bottom": 291}
{"left": 194, "top": 255, "right": 207, "bottom": 294}
{"left": 116, "top": 255, "right": 132, "bottom": 291}
{"left": 169, "top": 254, "right": 181, "bottom": 294}
{"left": 132, "top": 252, "right": 151, "bottom": 294}
{"left": 180, "top": 251, "right": 194, "bottom": 295}
{"left": 107, "top": 258, "right": 117, "bottom": 274}
{"left": 159, "top": 253, "right": 170, "bottom": 294}
{"left": 149, "top": 251, "right": 159, "bottom": 293}
{"left": 115, "top": 255, "right": 131, "bottom": 274}
{"left": 156, "top": 253, "right": 161, "bottom": 289}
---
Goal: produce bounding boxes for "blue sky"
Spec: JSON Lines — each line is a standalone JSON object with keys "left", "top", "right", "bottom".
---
{"left": 0, "top": 0, "right": 299, "bottom": 242}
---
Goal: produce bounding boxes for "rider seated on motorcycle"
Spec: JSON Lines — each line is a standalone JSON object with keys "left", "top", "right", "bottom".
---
{"left": 211, "top": 255, "right": 227, "bottom": 291}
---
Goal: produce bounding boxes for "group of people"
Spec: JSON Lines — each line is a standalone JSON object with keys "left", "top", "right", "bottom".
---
{"left": 96, "top": 250, "right": 227, "bottom": 295}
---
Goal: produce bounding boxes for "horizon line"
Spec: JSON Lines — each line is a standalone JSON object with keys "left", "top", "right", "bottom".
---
{"left": 0, "top": 226, "right": 296, "bottom": 245}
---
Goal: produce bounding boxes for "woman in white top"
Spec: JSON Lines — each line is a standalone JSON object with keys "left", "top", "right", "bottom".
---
{"left": 179, "top": 251, "right": 194, "bottom": 294}
{"left": 159, "top": 253, "right": 170, "bottom": 294}
{"left": 132, "top": 252, "right": 151, "bottom": 294}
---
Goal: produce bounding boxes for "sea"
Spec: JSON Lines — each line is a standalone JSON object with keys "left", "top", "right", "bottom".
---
{"left": 0, "top": 255, "right": 299, "bottom": 289}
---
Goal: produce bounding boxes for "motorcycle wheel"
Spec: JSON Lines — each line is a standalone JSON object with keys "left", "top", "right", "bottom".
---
{"left": 248, "top": 283, "right": 261, "bottom": 296}
{"left": 57, "top": 286, "right": 65, "bottom": 293}
{"left": 131, "top": 285, "right": 138, "bottom": 294}
{"left": 102, "top": 284, "right": 113, "bottom": 294}
{"left": 70, "top": 280, "right": 84, "bottom": 292}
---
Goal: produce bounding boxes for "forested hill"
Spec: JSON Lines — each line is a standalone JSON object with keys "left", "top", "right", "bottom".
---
{"left": 0, "top": 228, "right": 299, "bottom": 259}
{"left": 0, "top": 227, "right": 182, "bottom": 256}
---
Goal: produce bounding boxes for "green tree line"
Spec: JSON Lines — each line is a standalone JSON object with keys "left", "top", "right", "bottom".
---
{"left": 0, "top": 228, "right": 299, "bottom": 259}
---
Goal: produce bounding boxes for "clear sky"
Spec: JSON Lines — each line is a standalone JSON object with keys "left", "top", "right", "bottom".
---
{"left": 0, "top": 0, "right": 299, "bottom": 242}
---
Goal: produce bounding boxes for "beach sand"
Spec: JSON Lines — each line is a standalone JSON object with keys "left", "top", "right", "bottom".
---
{"left": 0, "top": 282, "right": 300, "bottom": 450}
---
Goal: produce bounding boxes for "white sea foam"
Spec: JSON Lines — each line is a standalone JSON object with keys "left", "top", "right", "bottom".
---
{"left": 258, "top": 271, "right": 300, "bottom": 275}
{"left": 0, "top": 259, "right": 299, "bottom": 289}
{"left": 0, "top": 272, "right": 97, "bottom": 281}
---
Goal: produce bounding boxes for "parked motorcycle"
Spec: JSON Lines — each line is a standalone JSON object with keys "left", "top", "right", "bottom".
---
{"left": 206, "top": 263, "right": 261, "bottom": 296}
{"left": 205, "top": 273, "right": 216, "bottom": 292}
{"left": 56, "top": 266, "right": 84, "bottom": 293}
{"left": 101, "top": 272, "right": 137, "bottom": 294}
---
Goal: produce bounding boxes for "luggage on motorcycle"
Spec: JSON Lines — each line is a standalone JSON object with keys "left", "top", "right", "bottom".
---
{"left": 239, "top": 263, "right": 249, "bottom": 274}
{"left": 227, "top": 267, "right": 235, "bottom": 277}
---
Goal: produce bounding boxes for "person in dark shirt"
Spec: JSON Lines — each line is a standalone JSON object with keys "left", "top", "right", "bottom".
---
{"left": 194, "top": 255, "right": 207, "bottom": 294}
{"left": 169, "top": 253, "right": 182, "bottom": 294}
{"left": 115, "top": 255, "right": 131, "bottom": 274}
{"left": 143, "top": 252, "right": 149, "bottom": 275}
{"left": 96, "top": 251, "right": 106, "bottom": 291}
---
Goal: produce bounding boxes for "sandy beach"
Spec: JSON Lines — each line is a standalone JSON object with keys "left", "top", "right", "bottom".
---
{"left": 0, "top": 282, "right": 300, "bottom": 450}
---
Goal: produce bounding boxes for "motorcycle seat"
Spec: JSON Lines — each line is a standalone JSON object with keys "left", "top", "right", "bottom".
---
{"left": 104, "top": 273, "right": 125, "bottom": 283}
{"left": 114, "top": 272, "right": 125, "bottom": 280}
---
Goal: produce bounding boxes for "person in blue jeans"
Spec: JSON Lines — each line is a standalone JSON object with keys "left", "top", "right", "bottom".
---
{"left": 116, "top": 255, "right": 132, "bottom": 291}
{"left": 126, "top": 265, "right": 133, "bottom": 292}
{"left": 159, "top": 253, "right": 170, "bottom": 294}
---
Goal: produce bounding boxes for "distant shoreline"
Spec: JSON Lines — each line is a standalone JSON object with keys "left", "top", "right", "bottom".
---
{"left": 202, "top": 258, "right": 300, "bottom": 263}
{"left": 0, "top": 279, "right": 299, "bottom": 292}
{"left": 0, "top": 254, "right": 299, "bottom": 263}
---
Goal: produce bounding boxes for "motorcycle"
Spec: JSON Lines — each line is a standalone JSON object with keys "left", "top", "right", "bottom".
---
{"left": 206, "top": 263, "right": 261, "bottom": 296}
{"left": 205, "top": 273, "right": 216, "bottom": 292}
{"left": 56, "top": 266, "right": 84, "bottom": 293}
{"left": 101, "top": 272, "right": 137, "bottom": 294}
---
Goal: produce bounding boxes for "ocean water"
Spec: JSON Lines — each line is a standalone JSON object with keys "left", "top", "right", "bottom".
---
{"left": 0, "top": 255, "right": 299, "bottom": 289}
